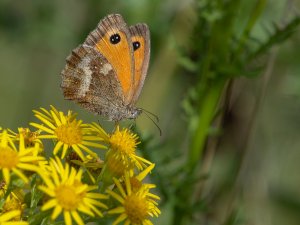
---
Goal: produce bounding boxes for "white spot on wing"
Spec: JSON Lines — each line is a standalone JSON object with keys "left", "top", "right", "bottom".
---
{"left": 100, "top": 63, "right": 112, "bottom": 76}
{"left": 78, "top": 57, "right": 92, "bottom": 97}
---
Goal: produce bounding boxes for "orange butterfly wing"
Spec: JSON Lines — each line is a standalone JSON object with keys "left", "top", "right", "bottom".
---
{"left": 129, "top": 24, "right": 150, "bottom": 104}
{"left": 84, "top": 14, "right": 135, "bottom": 104}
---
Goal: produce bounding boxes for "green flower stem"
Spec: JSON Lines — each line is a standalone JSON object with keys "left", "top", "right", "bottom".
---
{"left": 188, "top": 79, "right": 225, "bottom": 170}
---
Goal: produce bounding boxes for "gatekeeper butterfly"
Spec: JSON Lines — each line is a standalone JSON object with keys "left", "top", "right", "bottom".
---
{"left": 61, "top": 14, "right": 150, "bottom": 121}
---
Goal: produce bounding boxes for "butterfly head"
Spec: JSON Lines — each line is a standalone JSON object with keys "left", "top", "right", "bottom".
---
{"left": 108, "top": 106, "right": 142, "bottom": 121}
{"left": 127, "top": 107, "right": 143, "bottom": 119}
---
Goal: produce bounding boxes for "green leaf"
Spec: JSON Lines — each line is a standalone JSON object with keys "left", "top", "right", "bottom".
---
{"left": 251, "top": 16, "right": 300, "bottom": 59}
{"left": 30, "top": 175, "right": 43, "bottom": 209}
{"left": 27, "top": 210, "right": 51, "bottom": 225}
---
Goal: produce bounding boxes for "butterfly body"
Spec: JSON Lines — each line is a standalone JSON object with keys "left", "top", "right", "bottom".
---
{"left": 61, "top": 14, "right": 150, "bottom": 121}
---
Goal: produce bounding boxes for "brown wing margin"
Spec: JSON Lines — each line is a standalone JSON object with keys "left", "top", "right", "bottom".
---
{"left": 84, "top": 14, "right": 127, "bottom": 46}
{"left": 61, "top": 45, "right": 89, "bottom": 100}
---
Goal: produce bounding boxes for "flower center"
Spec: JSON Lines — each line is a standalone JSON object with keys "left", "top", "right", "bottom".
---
{"left": 55, "top": 122, "right": 82, "bottom": 145}
{"left": 55, "top": 185, "right": 81, "bottom": 210}
{"left": 109, "top": 128, "right": 138, "bottom": 154}
{"left": 0, "top": 147, "right": 19, "bottom": 169}
{"left": 124, "top": 194, "right": 148, "bottom": 224}
{"left": 130, "top": 177, "right": 142, "bottom": 193}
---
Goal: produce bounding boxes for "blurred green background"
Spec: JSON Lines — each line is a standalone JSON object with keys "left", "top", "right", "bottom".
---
{"left": 0, "top": 0, "right": 300, "bottom": 224}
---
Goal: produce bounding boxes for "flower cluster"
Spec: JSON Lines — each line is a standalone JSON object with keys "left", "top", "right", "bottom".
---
{"left": 0, "top": 106, "right": 160, "bottom": 225}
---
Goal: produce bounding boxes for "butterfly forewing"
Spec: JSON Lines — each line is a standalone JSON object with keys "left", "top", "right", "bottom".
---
{"left": 84, "top": 14, "right": 135, "bottom": 104}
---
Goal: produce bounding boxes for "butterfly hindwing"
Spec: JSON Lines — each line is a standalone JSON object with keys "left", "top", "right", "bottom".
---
{"left": 61, "top": 45, "right": 126, "bottom": 120}
{"left": 129, "top": 23, "right": 150, "bottom": 104}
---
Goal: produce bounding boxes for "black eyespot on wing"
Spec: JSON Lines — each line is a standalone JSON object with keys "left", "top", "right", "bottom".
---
{"left": 110, "top": 33, "right": 121, "bottom": 44}
{"left": 133, "top": 41, "right": 140, "bottom": 51}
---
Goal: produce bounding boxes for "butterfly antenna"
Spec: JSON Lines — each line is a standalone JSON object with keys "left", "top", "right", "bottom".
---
{"left": 140, "top": 108, "right": 159, "bottom": 123}
{"left": 142, "top": 110, "right": 162, "bottom": 136}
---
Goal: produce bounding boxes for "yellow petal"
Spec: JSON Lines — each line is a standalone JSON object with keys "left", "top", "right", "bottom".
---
{"left": 72, "top": 145, "right": 85, "bottom": 161}
{"left": 41, "top": 199, "right": 57, "bottom": 211}
{"left": 0, "top": 210, "right": 20, "bottom": 222}
{"left": 106, "top": 190, "right": 124, "bottom": 204}
{"left": 53, "top": 141, "right": 63, "bottom": 155}
{"left": 12, "top": 168, "right": 29, "bottom": 183}
{"left": 112, "top": 213, "right": 127, "bottom": 225}
{"left": 3, "top": 168, "right": 11, "bottom": 184}
{"left": 136, "top": 164, "right": 155, "bottom": 181}
{"left": 51, "top": 205, "right": 63, "bottom": 220}
{"left": 71, "top": 211, "right": 84, "bottom": 225}
{"left": 108, "top": 206, "right": 125, "bottom": 214}
{"left": 64, "top": 211, "right": 72, "bottom": 225}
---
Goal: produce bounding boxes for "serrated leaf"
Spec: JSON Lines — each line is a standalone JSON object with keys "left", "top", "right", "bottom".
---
{"left": 251, "top": 16, "right": 300, "bottom": 59}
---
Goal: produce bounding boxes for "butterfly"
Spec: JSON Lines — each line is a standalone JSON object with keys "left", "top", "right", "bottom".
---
{"left": 61, "top": 14, "right": 150, "bottom": 121}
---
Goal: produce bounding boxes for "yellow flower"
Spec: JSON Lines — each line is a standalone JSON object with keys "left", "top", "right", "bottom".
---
{"left": 30, "top": 106, "right": 106, "bottom": 160}
{"left": 128, "top": 163, "right": 156, "bottom": 193}
{"left": 108, "top": 126, "right": 151, "bottom": 174}
{"left": 39, "top": 157, "right": 108, "bottom": 225}
{"left": 109, "top": 126, "right": 140, "bottom": 152}
{"left": 89, "top": 124, "right": 151, "bottom": 177}
{"left": 0, "top": 210, "right": 28, "bottom": 225}
{"left": 2, "top": 191, "right": 26, "bottom": 221}
{"left": 107, "top": 173, "right": 160, "bottom": 225}
{"left": 0, "top": 130, "right": 45, "bottom": 184}
{"left": 9, "top": 128, "right": 43, "bottom": 148}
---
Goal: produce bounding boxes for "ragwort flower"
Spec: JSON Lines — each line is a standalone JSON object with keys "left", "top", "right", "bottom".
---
{"left": 0, "top": 130, "right": 45, "bottom": 184}
{"left": 2, "top": 191, "right": 26, "bottom": 221}
{"left": 107, "top": 173, "right": 160, "bottom": 225}
{"left": 89, "top": 124, "right": 151, "bottom": 177}
{"left": 30, "top": 106, "right": 105, "bottom": 160}
{"left": 8, "top": 128, "right": 42, "bottom": 148}
{"left": 39, "top": 157, "right": 108, "bottom": 225}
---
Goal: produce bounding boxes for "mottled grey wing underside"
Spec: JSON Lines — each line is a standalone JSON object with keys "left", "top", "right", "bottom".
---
{"left": 61, "top": 45, "right": 125, "bottom": 120}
